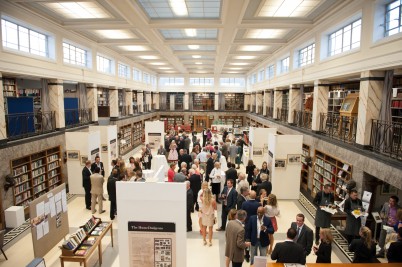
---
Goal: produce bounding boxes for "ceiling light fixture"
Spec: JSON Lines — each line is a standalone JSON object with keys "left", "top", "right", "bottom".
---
{"left": 230, "top": 62, "right": 250, "bottom": 65}
{"left": 139, "top": 55, "right": 159, "bottom": 60}
{"left": 192, "top": 55, "right": 201, "bottom": 58}
{"left": 159, "top": 67, "right": 172, "bottom": 70}
{"left": 234, "top": 56, "right": 257, "bottom": 60}
{"left": 119, "top": 45, "right": 148, "bottom": 51}
{"left": 246, "top": 29, "right": 287, "bottom": 39}
{"left": 184, "top": 29, "right": 197, "bottom": 37}
{"left": 94, "top": 30, "right": 134, "bottom": 39}
{"left": 188, "top": 45, "right": 200, "bottom": 50}
{"left": 169, "top": 0, "right": 188, "bottom": 16}
{"left": 43, "top": 2, "right": 110, "bottom": 19}
{"left": 150, "top": 62, "right": 166, "bottom": 65}
{"left": 238, "top": 45, "right": 268, "bottom": 51}
{"left": 195, "top": 62, "right": 202, "bottom": 65}
{"left": 229, "top": 67, "right": 243, "bottom": 70}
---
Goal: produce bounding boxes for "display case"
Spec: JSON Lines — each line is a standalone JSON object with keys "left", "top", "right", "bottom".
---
{"left": 339, "top": 93, "right": 359, "bottom": 116}
{"left": 300, "top": 144, "right": 310, "bottom": 191}
{"left": 312, "top": 149, "right": 352, "bottom": 200}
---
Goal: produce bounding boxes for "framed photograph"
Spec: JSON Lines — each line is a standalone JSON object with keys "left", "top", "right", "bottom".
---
{"left": 287, "top": 154, "right": 301, "bottom": 164}
{"left": 101, "top": 144, "right": 108, "bottom": 152}
{"left": 253, "top": 147, "right": 263, "bottom": 157}
{"left": 80, "top": 155, "right": 88, "bottom": 166}
{"left": 381, "top": 183, "right": 398, "bottom": 195}
{"left": 274, "top": 159, "right": 286, "bottom": 168}
{"left": 67, "top": 150, "right": 80, "bottom": 161}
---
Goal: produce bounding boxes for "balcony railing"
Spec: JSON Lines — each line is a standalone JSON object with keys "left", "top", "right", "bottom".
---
{"left": 65, "top": 108, "right": 92, "bottom": 128}
{"left": 265, "top": 107, "right": 273, "bottom": 118}
{"left": 294, "top": 110, "right": 312, "bottom": 129}
{"left": 370, "top": 119, "right": 402, "bottom": 161}
{"left": 319, "top": 113, "right": 357, "bottom": 144}
{"left": 119, "top": 105, "right": 130, "bottom": 117}
{"left": 6, "top": 111, "right": 56, "bottom": 140}
{"left": 277, "top": 108, "right": 288, "bottom": 122}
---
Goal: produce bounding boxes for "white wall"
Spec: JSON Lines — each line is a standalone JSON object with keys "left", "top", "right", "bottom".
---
{"left": 116, "top": 182, "right": 187, "bottom": 267}
{"left": 248, "top": 127, "right": 277, "bottom": 168}
{"left": 268, "top": 134, "right": 303, "bottom": 200}
{"left": 145, "top": 121, "right": 165, "bottom": 152}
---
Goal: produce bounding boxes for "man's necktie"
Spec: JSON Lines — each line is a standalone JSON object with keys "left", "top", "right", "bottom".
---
{"left": 297, "top": 227, "right": 301, "bottom": 238}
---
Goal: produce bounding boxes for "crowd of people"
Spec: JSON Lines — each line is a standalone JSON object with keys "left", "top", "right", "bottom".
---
{"left": 81, "top": 127, "right": 402, "bottom": 266}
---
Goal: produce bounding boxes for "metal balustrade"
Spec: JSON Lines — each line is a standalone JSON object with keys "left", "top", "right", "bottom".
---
{"left": 370, "top": 119, "right": 402, "bottom": 161}
{"left": 6, "top": 111, "right": 56, "bottom": 140}
{"left": 319, "top": 113, "right": 357, "bottom": 144}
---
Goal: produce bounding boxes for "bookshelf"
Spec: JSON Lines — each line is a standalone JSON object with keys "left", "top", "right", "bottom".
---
{"left": 160, "top": 115, "right": 184, "bottom": 128}
{"left": 193, "top": 93, "right": 214, "bottom": 110}
{"left": 97, "top": 88, "right": 109, "bottom": 106}
{"left": 391, "top": 88, "right": 402, "bottom": 123}
{"left": 282, "top": 91, "right": 289, "bottom": 110}
{"left": 119, "top": 124, "right": 133, "bottom": 155}
{"left": 328, "top": 83, "right": 359, "bottom": 115}
{"left": 133, "top": 122, "right": 142, "bottom": 147}
{"left": 11, "top": 146, "right": 63, "bottom": 209}
{"left": 224, "top": 93, "right": 244, "bottom": 110}
{"left": 312, "top": 149, "right": 352, "bottom": 200}
{"left": 300, "top": 144, "right": 310, "bottom": 191}
{"left": 2, "top": 78, "right": 42, "bottom": 113}
{"left": 218, "top": 116, "right": 243, "bottom": 127}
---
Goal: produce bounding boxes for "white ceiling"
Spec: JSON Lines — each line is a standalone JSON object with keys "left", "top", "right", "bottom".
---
{"left": 9, "top": 0, "right": 346, "bottom": 75}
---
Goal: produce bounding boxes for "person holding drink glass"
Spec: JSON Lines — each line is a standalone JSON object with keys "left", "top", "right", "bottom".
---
{"left": 344, "top": 189, "right": 363, "bottom": 243}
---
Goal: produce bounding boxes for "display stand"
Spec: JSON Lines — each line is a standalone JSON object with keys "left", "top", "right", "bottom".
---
{"left": 89, "top": 125, "right": 118, "bottom": 177}
{"left": 144, "top": 121, "right": 165, "bottom": 153}
{"left": 267, "top": 134, "right": 303, "bottom": 199}
{"left": 248, "top": 127, "right": 277, "bottom": 168}
{"left": 339, "top": 93, "right": 359, "bottom": 141}
{"left": 29, "top": 183, "right": 69, "bottom": 258}
{"left": 65, "top": 130, "right": 101, "bottom": 194}
{"left": 116, "top": 182, "right": 186, "bottom": 267}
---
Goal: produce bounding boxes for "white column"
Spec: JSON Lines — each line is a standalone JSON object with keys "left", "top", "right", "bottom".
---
{"left": 86, "top": 84, "right": 98, "bottom": 122}
{"left": 311, "top": 80, "right": 329, "bottom": 132}
{"left": 0, "top": 73, "right": 7, "bottom": 142}
{"left": 125, "top": 89, "right": 133, "bottom": 115}
{"left": 244, "top": 93, "right": 250, "bottom": 111}
{"left": 109, "top": 88, "right": 119, "bottom": 118}
{"left": 48, "top": 79, "right": 65, "bottom": 129}
{"left": 184, "top": 92, "right": 189, "bottom": 110}
{"left": 263, "top": 90, "right": 268, "bottom": 116}
{"left": 154, "top": 92, "right": 160, "bottom": 110}
{"left": 214, "top": 92, "right": 219, "bottom": 110}
{"left": 256, "top": 91, "right": 263, "bottom": 114}
{"left": 169, "top": 94, "right": 175, "bottom": 111}
{"left": 273, "top": 89, "right": 282, "bottom": 119}
{"left": 356, "top": 71, "right": 384, "bottom": 146}
{"left": 250, "top": 93, "right": 256, "bottom": 112}
{"left": 288, "top": 86, "right": 301, "bottom": 124}
{"left": 145, "top": 92, "right": 152, "bottom": 111}
{"left": 137, "top": 92, "right": 144, "bottom": 112}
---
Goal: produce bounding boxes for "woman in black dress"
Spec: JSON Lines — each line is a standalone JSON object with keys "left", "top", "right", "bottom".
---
{"left": 313, "top": 228, "right": 333, "bottom": 263}
{"left": 260, "top": 161, "right": 269, "bottom": 175}
{"left": 349, "top": 226, "right": 376, "bottom": 263}
{"left": 245, "top": 159, "right": 256, "bottom": 186}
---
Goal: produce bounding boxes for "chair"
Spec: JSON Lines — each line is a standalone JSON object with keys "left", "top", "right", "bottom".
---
{"left": 0, "top": 230, "right": 7, "bottom": 260}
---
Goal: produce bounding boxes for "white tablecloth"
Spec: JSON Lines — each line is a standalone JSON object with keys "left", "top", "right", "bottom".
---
{"left": 151, "top": 155, "right": 169, "bottom": 175}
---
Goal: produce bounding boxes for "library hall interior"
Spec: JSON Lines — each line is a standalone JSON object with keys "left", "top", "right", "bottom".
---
{"left": 1, "top": 0, "right": 402, "bottom": 266}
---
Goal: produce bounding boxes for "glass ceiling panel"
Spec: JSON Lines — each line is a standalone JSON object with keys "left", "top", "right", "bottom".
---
{"left": 171, "top": 45, "right": 216, "bottom": 51}
{"left": 160, "top": 29, "right": 218, "bottom": 39}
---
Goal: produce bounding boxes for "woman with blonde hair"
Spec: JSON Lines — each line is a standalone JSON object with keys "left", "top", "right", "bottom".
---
{"left": 201, "top": 188, "right": 217, "bottom": 246}
{"left": 313, "top": 228, "right": 333, "bottom": 263}
{"left": 265, "top": 194, "right": 280, "bottom": 254}
{"left": 118, "top": 159, "right": 127, "bottom": 181}
{"left": 197, "top": 182, "right": 209, "bottom": 234}
{"left": 349, "top": 226, "right": 376, "bottom": 263}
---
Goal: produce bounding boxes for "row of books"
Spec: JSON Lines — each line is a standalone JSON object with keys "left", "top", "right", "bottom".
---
{"left": 391, "top": 100, "right": 402, "bottom": 107}
{"left": 31, "top": 159, "right": 43, "bottom": 169}
{"left": 14, "top": 165, "right": 28, "bottom": 176}
{"left": 83, "top": 216, "right": 101, "bottom": 233}
{"left": 48, "top": 154, "right": 59, "bottom": 162}
{"left": 33, "top": 175, "right": 46, "bottom": 185}
{"left": 48, "top": 161, "right": 59, "bottom": 170}
{"left": 90, "top": 222, "right": 109, "bottom": 236}
{"left": 62, "top": 228, "right": 87, "bottom": 250}
{"left": 32, "top": 167, "right": 45, "bottom": 177}
{"left": 15, "top": 174, "right": 29, "bottom": 185}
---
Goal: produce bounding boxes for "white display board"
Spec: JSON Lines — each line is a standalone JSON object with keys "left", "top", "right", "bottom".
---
{"left": 116, "top": 182, "right": 186, "bottom": 267}
{"left": 65, "top": 130, "right": 101, "bottom": 194}
{"left": 268, "top": 133, "right": 303, "bottom": 199}
{"left": 145, "top": 120, "right": 165, "bottom": 152}
{"left": 89, "top": 125, "right": 118, "bottom": 178}
{"left": 248, "top": 127, "right": 277, "bottom": 167}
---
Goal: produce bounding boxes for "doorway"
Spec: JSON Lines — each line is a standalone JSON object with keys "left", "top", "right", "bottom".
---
{"left": 194, "top": 116, "right": 209, "bottom": 132}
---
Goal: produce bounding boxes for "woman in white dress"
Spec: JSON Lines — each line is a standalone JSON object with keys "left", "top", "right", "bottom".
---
{"left": 197, "top": 182, "right": 209, "bottom": 235}
{"left": 167, "top": 140, "right": 178, "bottom": 162}
{"left": 201, "top": 188, "right": 217, "bottom": 246}
{"left": 264, "top": 193, "right": 280, "bottom": 254}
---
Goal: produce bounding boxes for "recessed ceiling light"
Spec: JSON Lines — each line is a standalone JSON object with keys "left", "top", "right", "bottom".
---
{"left": 229, "top": 67, "right": 243, "bottom": 70}
{"left": 150, "top": 62, "right": 166, "bottom": 65}
{"left": 139, "top": 55, "right": 159, "bottom": 60}
{"left": 192, "top": 55, "right": 201, "bottom": 58}
{"left": 195, "top": 62, "right": 203, "bottom": 65}
{"left": 258, "top": 0, "right": 316, "bottom": 17}
{"left": 238, "top": 45, "right": 268, "bottom": 51}
{"left": 227, "top": 71, "right": 240, "bottom": 74}
{"left": 230, "top": 62, "right": 250, "bottom": 65}
{"left": 184, "top": 29, "right": 197, "bottom": 37}
{"left": 119, "top": 45, "right": 149, "bottom": 51}
{"left": 159, "top": 67, "right": 172, "bottom": 70}
{"left": 234, "top": 56, "right": 257, "bottom": 60}
{"left": 43, "top": 2, "right": 110, "bottom": 19}
{"left": 246, "top": 29, "right": 288, "bottom": 39}
{"left": 94, "top": 30, "right": 135, "bottom": 39}
{"left": 188, "top": 45, "right": 200, "bottom": 50}
{"left": 169, "top": 0, "right": 188, "bottom": 16}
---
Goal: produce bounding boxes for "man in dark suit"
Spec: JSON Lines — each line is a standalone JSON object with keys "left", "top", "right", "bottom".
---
{"left": 257, "top": 173, "right": 272, "bottom": 196}
{"left": 290, "top": 213, "right": 314, "bottom": 256}
{"left": 82, "top": 160, "right": 92, "bottom": 210}
{"left": 237, "top": 186, "right": 249, "bottom": 210}
{"left": 91, "top": 155, "right": 105, "bottom": 177}
{"left": 225, "top": 210, "right": 251, "bottom": 267}
{"left": 186, "top": 181, "right": 194, "bottom": 232}
{"left": 188, "top": 169, "right": 201, "bottom": 211}
{"left": 387, "top": 227, "right": 402, "bottom": 263}
{"left": 178, "top": 149, "right": 192, "bottom": 171}
{"left": 241, "top": 190, "right": 261, "bottom": 262}
{"left": 225, "top": 162, "right": 238, "bottom": 187}
{"left": 205, "top": 153, "right": 215, "bottom": 183}
{"left": 107, "top": 169, "right": 118, "bottom": 220}
{"left": 271, "top": 228, "right": 306, "bottom": 264}
{"left": 246, "top": 206, "right": 274, "bottom": 265}
{"left": 217, "top": 179, "right": 238, "bottom": 231}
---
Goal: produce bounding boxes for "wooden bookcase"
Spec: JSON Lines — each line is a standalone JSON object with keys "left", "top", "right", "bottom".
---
{"left": 119, "top": 124, "right": 133, "bottom": 155}
{"left": 300, "top": 144, "right": 310, "bottom": 191}
{"left": 218, "top": 116, "right": 243, "bottom": 127}
{"left": 224, "top": 93, "right": 244, "bottom": 110}
{"left": 10, "top": 146, "right": 63, "bottom": 209}
{"left": 3, "top": 78, "right": 41, "bottom": 113}
{"left": 328, "top": 83, "right": 359, "bottom": 115}
{"left": 282, "top": 91, "right": 289, "bottom": 110}
{"left": 391, "top": 88, "right": 402, "bottom": 123}
{"left": 193, "top": 93, "right": 214, "bottom": 110}
{"left": 160, "top": 116, "right": 184, "bottom": 127}
{"left": 97, "top": 88, "right": 109, "bottom": 106}
{"left": 312, "top": 149, "right": 352, "bottom": 200}
{"left": 133, "top": 122, "right": 142, "bottom": 147}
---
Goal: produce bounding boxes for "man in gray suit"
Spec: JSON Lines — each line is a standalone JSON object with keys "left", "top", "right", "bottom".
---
{"left": 225, "top": 210, "right": 251, "bottom": 267}
{"left": 90, "top": 167, "right": 105, "bottom": 214}
{"left": 290, "top": 213, "right": 314, "bottom": 256}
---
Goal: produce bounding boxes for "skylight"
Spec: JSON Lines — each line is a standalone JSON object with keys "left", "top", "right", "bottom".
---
{"left": 258, "top": 0, "right": 320, "bottom": 17}
{"left": 188, "top": 45, "right": 200, "bottom": 49}
{"left": 246, "top": 29, "right": 289, "bottom": 39}
{"left": 192, "top": 55, "right": 201, "bottom": 58}
{"left": 185, "top": 28, "right": 197, "bottom": 37}
{"left": 160, "top": 29, "right": 218, "bottom": 39}
{"left": 233, "top": 56, "right": 257, "bottom": 60}
{"left": 238, "top": 45, "right": 269, "bottom": 51}
{"left": 43, "top": 2, "right": 111, "bottom": 19}
{"left": 139, "top": 55, "right": 159, "bottom": 59}
{"left": 119, "top": 45, "right": 149, "bottom": 51}
{"left": 169, "top": 0, "right": 188, "bottom": 16}
{"left": 94, "top": 30, "right": 136, "bottom": 39}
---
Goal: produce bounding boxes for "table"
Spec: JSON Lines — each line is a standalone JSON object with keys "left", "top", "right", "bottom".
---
{"left": 151, "top": 155, "right": 169, "bottom": 174}
{"left": 142, "top": 169, "right": 155, "bottom": 180}
{"left": 60, "top": 221, "right": 113, "bottom": 267}
{"left": 5, "top": 206, "right": 25, "bottom": 228}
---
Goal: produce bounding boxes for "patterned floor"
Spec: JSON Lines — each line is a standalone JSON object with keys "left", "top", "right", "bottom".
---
{"left": 298, "top": 193, "right": 354, "bottom": 262}
{"left": 3, "top": 193, "right": 75, "bottom": 247}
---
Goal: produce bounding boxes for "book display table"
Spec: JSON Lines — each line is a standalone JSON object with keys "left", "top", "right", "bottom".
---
{"left": 59, "top": 218, "right": 113, "bottom": 267}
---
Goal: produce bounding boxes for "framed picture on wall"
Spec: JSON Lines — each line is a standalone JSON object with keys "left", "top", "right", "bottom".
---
{"left": 80, "top": 155, "right": 88, "bottom": 166}
{"left": 101, "top": 144, "right": 108, "bottom": 152}
{"left": 274, "top": 159, "right": 286, "bottom": 168}
{"left": 381, "top": 183, "right": 398, "bottom": 195}
{"left": 287, "top": 154, "right": 301, "bottom": 164}
{"left": 253, "top": 148, "right": 263, "bottom": 157}
{"left": 67, "top": 150, "right": 80, "bottom": 161}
